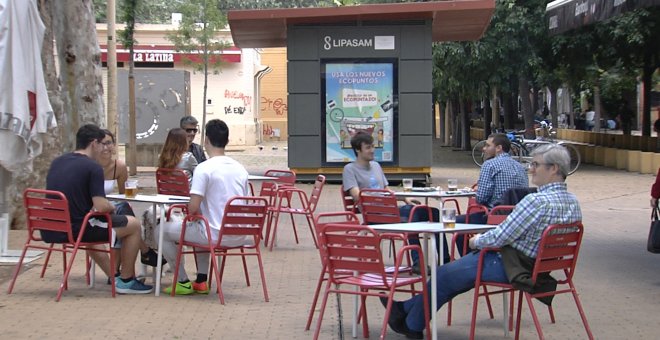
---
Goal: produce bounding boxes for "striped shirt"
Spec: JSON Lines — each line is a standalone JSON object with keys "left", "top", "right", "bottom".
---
{"left": 476, "top": 153, "right": 529, "bottom": 208}
{"left": 473, "top": 182, "right": 582, "bottom": 258}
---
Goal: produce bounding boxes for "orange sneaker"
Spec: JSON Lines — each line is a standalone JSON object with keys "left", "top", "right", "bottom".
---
{"left": 192, "top": 281, "right": 209, "bottom": 294}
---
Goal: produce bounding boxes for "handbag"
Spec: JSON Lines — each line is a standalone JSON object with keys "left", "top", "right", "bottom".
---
{"left": 647, "top": 204, "right": 660, "bottom": 253}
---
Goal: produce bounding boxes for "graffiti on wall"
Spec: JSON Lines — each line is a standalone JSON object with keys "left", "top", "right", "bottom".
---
{"left": 263, "top": 124, "right": 281, "bottom": 138}
{"left": 224, "top": 90, "right": 252, "bottom": 108}
{"left": 261, "top": 96, "right": 288, "bottom": 116}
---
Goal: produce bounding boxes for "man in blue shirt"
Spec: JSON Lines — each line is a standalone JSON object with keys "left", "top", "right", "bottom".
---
{"left": 381, "top": 144, "right": 581, "bottom": 338}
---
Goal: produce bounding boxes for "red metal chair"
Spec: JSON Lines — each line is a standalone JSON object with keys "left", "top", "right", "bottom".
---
{"left": 313, "top": 223, "right": 431, "bottom": 340}
{"left": 7, "top": 189, "right": 116, "bottom": 301}
{"left": 469, "top": 222, "right": 593, "bottom": 340}
{"left": 171, "top": 196, "right": 270, "bottom": 304}
{"left": 156, "top": 168, "right": 190, "bottom": 196}
{"left": 305, "top": 211, "right": 361, "bottom": 331}
{"left": 339, "top": 185, "right": 359, "bottom": 213}
{"left": 156, "top": 168, "right": 190, "bottom": 219}
{"left": 264, "top": 175, "right": 325, "bottom": 251}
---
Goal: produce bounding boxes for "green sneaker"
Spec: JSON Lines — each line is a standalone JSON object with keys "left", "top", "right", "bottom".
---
{"left": 163, "top": 281, "right": 194, "bottom": 295}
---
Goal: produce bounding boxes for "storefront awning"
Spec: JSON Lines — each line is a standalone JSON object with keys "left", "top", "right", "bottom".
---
{"left": 100, "top": 44, "right": 242, "bottom": 63}
{"left": 227, "top": 0, "right": 496, "bottom": 48}
{"left": 546, "top": 0, "right": 660, "bottom": 35}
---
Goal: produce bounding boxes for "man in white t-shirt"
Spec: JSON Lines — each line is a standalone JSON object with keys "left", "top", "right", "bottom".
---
{"left": 159, "top": 119, "right": 249, "bottom": 295}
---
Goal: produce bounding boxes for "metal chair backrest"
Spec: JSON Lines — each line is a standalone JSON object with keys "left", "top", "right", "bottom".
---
{"left": 156, "top": 168, "right": 190, "bottom": 196}
{"left": 264, "top": 169, "right": 296, "bottom": 186}
{"left": 313, "top": 212, "right": 361, "bottom": 262}
{"left": 321, "top": 223, "right": 389, "bottom": 286}
{"left": 339, "top": 185, "right": 358, "bottom": 213}
{"left": 307, "top": 175, "right": 326, "bottom": 213}
{"left": 532, "top": 222, "right": 584, "bottom": 284}
{"left": 486, "top": 205, "right": 515, "bottom": 225}
{"left": 23, "top": 189, "right": 74, "bottom": 242}
{"left": 218, "top": 196, "right": 269, "bottom": 240}
{"left": 359, "top": 189, "right": 400, "bottom": 225}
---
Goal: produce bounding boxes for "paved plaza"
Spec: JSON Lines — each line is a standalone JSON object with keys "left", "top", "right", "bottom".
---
{"left": 1, "top": 140, "right": 659, "bottom": 339}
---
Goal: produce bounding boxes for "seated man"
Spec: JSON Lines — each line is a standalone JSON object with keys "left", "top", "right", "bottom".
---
{"left": 159, "top": 119, "right": 250, "bottom": 295}
{"left": 342, "top": 132, "right": 446, "bottom": 271}
{"left": 381, "top": 144, "right": 581, "bottom": 338}
{"left": 44, "top": 124, "right": 152, "bottom": 294}
{"left": 455, "top": 133, "right": 528, "bottom": 255}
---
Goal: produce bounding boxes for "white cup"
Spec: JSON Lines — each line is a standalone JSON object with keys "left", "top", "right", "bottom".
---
{"left": 402, "top": 178, "right": 413, "bottom": 192}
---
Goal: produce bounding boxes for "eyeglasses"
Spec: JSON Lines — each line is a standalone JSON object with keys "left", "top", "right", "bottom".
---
{"left": 99, "top": 140, "right": 114, "bottom": 147}
{"left": 185, "top": 128, "right": 198, "bottom": 134}
{"left": 530, "top": 161, "right": 551, "bottom": 169}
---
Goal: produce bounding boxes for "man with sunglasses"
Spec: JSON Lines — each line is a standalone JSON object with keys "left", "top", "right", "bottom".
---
{"left": 380, "top": 144, "right": 581, "bottom": 338}
{"left": 180, "top": 116, "right": 207, "bottom": 164}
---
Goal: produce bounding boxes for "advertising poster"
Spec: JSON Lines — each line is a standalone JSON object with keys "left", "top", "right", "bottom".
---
{"left": 324, "top": 62, "right": 394, "bottom": 163}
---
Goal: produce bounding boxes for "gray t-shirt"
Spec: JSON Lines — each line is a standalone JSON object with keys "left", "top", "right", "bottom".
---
{"left": 342, "top": 161, "right": 388, "bottom": 192}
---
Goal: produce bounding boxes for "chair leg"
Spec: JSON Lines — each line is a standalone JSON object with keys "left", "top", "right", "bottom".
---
{"left": 447, "top": 299, "right": 453, "bottom": 326}
{"left": 6, "top": 245, "right": 30, "bottom": 294}
{"left": 524, "top": 292, "right": 545, "bottom": 340}
{"left": 514, "top": 290, "right": 524, "bottom": 340}
{"left": 548, "top": 305, "right": 555, "bottom": 323}
{"left": 570, "top": 285, "right": 595, "bottom": 339}
{"left": 481, "top": 286, "right": 495, "bottom": 319}
{"left": 240, "top": 248, "right": 251, "bottom": 286}
{"left": 40, "top": 244, "right": 55, "bottom": 278}
{"left": 469, "top": 284, "right": 481, "bottom": 340}
{"left": 208, "top": 250, "right": 225, "bottom": 304}
{"left": 256, "top": 249, "right": 269, "bottom": 302}
{"left": 313, "top": 282, "right": 333, "bottom": 340}
{"left": 264, "top": 209, "right": 276, "bottom": 247}
{"left": 305, "top": 268, "right": 327, "bottom": 330}
{"left": 305, "top": 213, "right": 319, "bottom": 248}
{"left": 171, "top": 242, "right": 185, "bottom": 297}
{"left": 56, "top": 245, "right": 80, "bottom": 301}
{"left": 268, "top": 210, "right": 281, "bottom": 251}
{"left": 360, "top": 293, "right": 369, "bottom": 338}
{"left": 509, "top": 291, "right": 515, "bottom": 331}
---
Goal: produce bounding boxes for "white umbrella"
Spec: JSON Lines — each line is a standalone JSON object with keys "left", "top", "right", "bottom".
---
{"left": 0, "top": 0, "right": 57, "bottom": 262}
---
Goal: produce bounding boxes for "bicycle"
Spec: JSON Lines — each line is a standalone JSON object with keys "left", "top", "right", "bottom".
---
{"left": 471, "top": 122, "right": 581, "bottom": 175}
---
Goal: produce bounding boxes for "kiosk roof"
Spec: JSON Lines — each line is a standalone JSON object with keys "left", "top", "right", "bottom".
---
{"left": 228, "top": 0, "right": 495, "bottom": 48}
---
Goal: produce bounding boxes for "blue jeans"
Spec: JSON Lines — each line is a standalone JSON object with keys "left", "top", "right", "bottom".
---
{"left": 402, "top": 251, "right": 509, "bottom": 331}
{"left": 399, "top": 205, "right": 450, "bottom": 264}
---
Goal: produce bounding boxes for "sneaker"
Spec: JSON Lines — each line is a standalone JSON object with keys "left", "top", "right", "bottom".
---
{"left": 192, "top": 281, "right": 210, "bottom": 294}
{"left": 141, "top": 248, "right": 167, "bottom": 267}
{"left": 115, "top": 277, "right": 153, "bottom": 294}
{"left": 163, "top": 281, "right": 194, "bottom": 295}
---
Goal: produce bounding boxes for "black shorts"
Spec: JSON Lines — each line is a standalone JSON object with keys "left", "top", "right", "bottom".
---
{"left": 40, "top": 214, "right": 129, "bottom": 244}
{"left": 79, "top": 214, "right": 129, "bottom": 243}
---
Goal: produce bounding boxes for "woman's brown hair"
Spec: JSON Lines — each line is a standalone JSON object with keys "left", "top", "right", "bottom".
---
{"left": 158, "top": 128, "right": 188, "bottom": 168}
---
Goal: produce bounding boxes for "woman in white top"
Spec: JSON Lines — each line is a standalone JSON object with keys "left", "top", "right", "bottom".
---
{"left": 98, "top": 129, "right": 129, "bottom": 195}
{"left": 95, "top": 129, "right": 163, "bottom": 282}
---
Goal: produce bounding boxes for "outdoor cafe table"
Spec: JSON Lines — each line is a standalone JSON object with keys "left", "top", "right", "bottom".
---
{"left": 393, "top": 189, "right": 476, "bottom": 206}
{"left": 368, "top": 221, "right": 496, "bottom": 340}
{"left": 107, "top": 193, "right": 189, "bottom": 296}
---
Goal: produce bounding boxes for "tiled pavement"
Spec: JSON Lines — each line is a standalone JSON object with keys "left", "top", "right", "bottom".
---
{"left": 1, "top": 141, "right": 659, "bottom": 339}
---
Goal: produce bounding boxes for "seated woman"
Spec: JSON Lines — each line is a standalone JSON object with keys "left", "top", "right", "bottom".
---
{"left": 158, "top": 127, "right": 198, "bottom": 184}
{"left": 93, "top": 130, "right": 163, "bottom": 284}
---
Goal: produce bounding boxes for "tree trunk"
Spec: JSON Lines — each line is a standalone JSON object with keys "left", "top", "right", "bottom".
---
{"left": 200, "top": 21, "right": 209, "bottom": 149}
{"left": 491, "top": 86, "right": 500, "bottom": 130}
{"left": 518, "top": 77, "right": 535, "bottom": 139}
{"left": 460, "top": 98, "right": 470, "bottom": 151}
{"left": 10, "top": 0, "right": 66, "bottom": 229}
{"left": 106, "top": 0, "right": 118, "bottom": 136}
{"left": 52, "top": 0, "right": 105, "bottom": 149}
{"left": 504, "top": 92, "right": 515, "bottom": 130}
{"left": 549, "top": 85, "right": 558, "bottom": 129}
{"left": 444, "top": 100, "right": 451, "bottom": 146}
{"left": 641, "top": 49, "right": 653, "bottom": 137}
{"left": 484, "top": 95, "right": 492, "bottom": 137}
{"left": 593, "top": 85, "right": 602, "bottom": 133}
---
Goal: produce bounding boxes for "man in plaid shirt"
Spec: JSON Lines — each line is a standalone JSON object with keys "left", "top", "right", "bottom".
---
{"left": 380, "top": 144, "right": 581, "bottom": 339}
